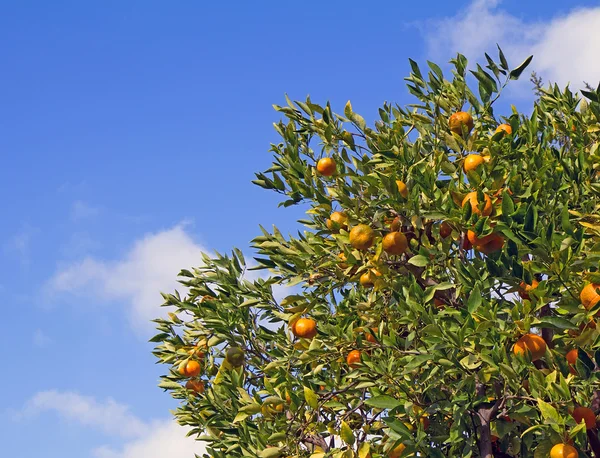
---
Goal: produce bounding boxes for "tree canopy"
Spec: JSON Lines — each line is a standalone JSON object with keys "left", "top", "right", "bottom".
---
{"left": 152, "top": 48, "right": 600, "bottom": 458}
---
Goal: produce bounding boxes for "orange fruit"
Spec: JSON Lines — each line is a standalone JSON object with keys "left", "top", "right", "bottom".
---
{"left": 347, "top": 350, "right": 361, "bottom": 368}
{"left": 382, "top": 232, "right": 408, "bottom": 255}
{"left": 389, "top": 216, "right": 401, "bottom": 231}
{"left": 513, "top": 333, "right": 547, "bottom": 361}
{"left": 496, "top": 124, "right": 513, "bottom": 135}
{"left": 179, "top": 360, "right": 201, "bottom": 377}
{"left": 316, "top": 157, "right": 336, "bottom": 176}
{"left": 349, "top": 224, "right": 376, "bottom": 251}
{"left": 292, "top": 317, "right": 318, "bottom": 339}
{"left": 580, "top": 283, "right": 600, "bottom": 310}
{"left": 396, "top": 180, "right": 409, "bottom": 198}
{"left": 225, "top": 347, "right": 245, "bottom": 368}
{"left": 474, "top": 234, "right": 504, "bottom": 254}
{"left": 449, "top": 111, "right": 474, "bottom": 136}
{"left": 360, "top": 271, "right": 376, "bottom": 288}
{"left": 467, "top": 230, "right": 498, "bottom": 247}
{"left": 326, "top": 211, "right": 348, "bottom": 233}
{"left": 572, "top": 406, "right": 596, "bottom": 429}
{"left": 462, "top": 192, "right": 493, "bottom": 216}
{"left": 365, "top": 327, "right": 378, "bottom": 343}
{"left": 566, "top": 349, "right": 578, "bottom": 365}
{"left": 550, "top": 443, "right": 578, "bottom": 458}
{"left": 440, "top": 221, "right": 452, "bottom": 239}
{"left": 519, "top": 279, "right": 540, "bottom": 300}
{"left": 185, "top": 379, "right": 205, "bottom": 394}
{"left": 337, "top": 252, "right": 349, "bottom": 269}
{"left": 463, "top": 154, "right": 484, "bottom": 173}
{"left": 389, "top": 443, "right": 406, "bottom": 458}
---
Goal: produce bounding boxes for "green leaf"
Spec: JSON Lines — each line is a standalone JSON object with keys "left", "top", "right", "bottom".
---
{"left": 467, "top": 284, "right": 482, "bottom": 313}
{"left": 340, "top": 420, "right": 355, "bottom": 445}
{"left": 509, "top": 55, "right": 533, "bottom": 80}
{"left": 344, "top": 100, "right": 353, "bottom": 117}
{"left": 497, "top": 45, "right": 509, "bottom": 70}
{"left": 365, "top": 395, "right": 402, "bottom": 410}
{"left": 158, "top": 380, "right": 183, "bottom": 390}
{"left": 407, "top": 255, "right": 428, "bottom": 267}
{"left": 258, "top": 447, "right": 283, "bottom": 458}
{"left": 536, "top": 316, "right": 577, "bottom": 330}
{"left": 304, "top": 386, "right": 319, "bottom": 409}
{"left": 537, "top": 398, "right": 559, "bottom": 424}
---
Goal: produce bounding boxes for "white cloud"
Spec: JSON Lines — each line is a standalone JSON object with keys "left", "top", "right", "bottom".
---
{"left": 4, "top": 225, "right": 38, "bottom": 266}
{"left": 32, "top": 329, "right": 52, "bottom": 347}
{"left": 92, "top": 420, "right": 205, "bottom": 458}
{"left": 18, "top": 390, "right": 206, "bottom": 458}
{"left": 422, "top": 0, "right": 600, "bottom": 90}
{"left": 45, "top": 224, "right": 207, "bottom": 332}
{"left": 71, "top": 200, "right": 100, "bottom": 221}
{"left": 20, "top": 391, "right": 147, "bottom": 438}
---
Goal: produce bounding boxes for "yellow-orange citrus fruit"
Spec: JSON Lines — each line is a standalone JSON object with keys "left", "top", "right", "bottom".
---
{"left": 464, "top": 154, "right": 484, "bottom": 173}
{"left": 225, "top": 347, "right": 245, "bottom": 368}
{"left": 496, "top": 124, "right": 513, "bottom": 136}
{"left": 326, "top": 211, "right": 348, "bottom": 233}
{"left": 316, "top": 157, "right": 336, "bottom": 176}
{"left": 390, "top": 216, "right": 401, "bottom": 231}
{"left": 347, "top": 350, "right": 361, "bottom": 368}
{"left": 474, "top": 234, "right": 504, "bottom": 254}
{"left": 291, "top": 317, "right": 318, "bottom": 339}
{"left": 572, "top": 406, "right": 596, "bottom": 429}
{"left": 396, "top": 180, "right": 409, "bottom": 198}
{"left": 566, "top": 349, "right": 579, "bottom": 365}
{"left": 389, "top": 443, "right": 406, "bottom": 458}
{"left": 382, "top": 232, "right": 408, "bottom": 255}
{"left": 550, "top": 443, "right": 578, "bottom": 458}
{"left": 462, "top": 192, "right": 493, "bottom": 216}
{"left": 180, "top": 360, "right": 201, "bottom": 377}
{"left": 580, "top": 283, "right": 600, "bottom": 310}
{"left": 360, "top": 271, "right": 375, "bottom": 288}
{"left": 365, "top": 327, "right": 378, "bottom": 343}
{"left": 449, "top": 111, "right": 474, "bottom": 135}
{"left": 349, "top": 224, "right": 376, "bottom": 251}
{"left": 519, "top": 279, "right": 539, "bottom": 300}
{"left": 513, "top": 333, "right": 547, "bottom": 361}
{"left": 440, "top": 221, "right": 452, "bottom": 239}
{"left": 467, "top": 230, "right": 498, "bottom": 247}
{"left": 337, "top": 252, "right": 348, "bottom": 269}
{"left": 185, "top": 379, "right": 205, "bottom": 394}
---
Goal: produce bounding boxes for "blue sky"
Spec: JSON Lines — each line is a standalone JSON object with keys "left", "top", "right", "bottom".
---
{"left": 1, "top": 1, "right": 600, "bottom": 457}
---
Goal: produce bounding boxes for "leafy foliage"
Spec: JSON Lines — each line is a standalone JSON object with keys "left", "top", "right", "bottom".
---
{"left": 152, "top": 49, "right": 600, "bottom": 458}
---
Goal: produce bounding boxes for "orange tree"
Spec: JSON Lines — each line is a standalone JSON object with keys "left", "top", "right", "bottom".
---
{"left": 152, "top": 49, "right": 600, "bottom": 458}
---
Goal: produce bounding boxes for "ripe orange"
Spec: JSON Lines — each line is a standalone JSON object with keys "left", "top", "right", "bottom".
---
{"left": 449, "top": 111, "right": 474, "bottom": 136}
{"left": 292, "top": 317, "right": 318, "bottom": 339}
{"left": 462, "top": 192, "right": 493, "bottom": 216}
{"left": 550, "top": 443, "right": 578, "bottom": 458}
{"left": 349, "top": 224, "right": 376, "bottom": 251}
{"left": 225, "top": 347, "right": 245, "bottom": 368}
{"left": 326, "top": 211, "right": 348, "bottom": 233}
{"left": 496, "top": 124, "right": 513, "bottom": 136}
{"left": 513, "top": 333, "right": 547, "bottom": 361}
{"left": 572, "top": 406, "right": 596, "bottom": 429}
{"left": 347, "top": 350, "right": 361, "bottom": 368}
{"left": 185, "top": 379, "right": 205, "bottom": 394}
{"left": 519, "top": 279, "right": 540, "bottom": 300}
{"left": 440, "top": 221, "right": 452, "bottom": 239}
{"left": 474, "top": 234, "right": 504, "bottom": 254}
{"left": 390, "top": 216, "right": 401, "bottom": 231}
{"left": 467, "top": 230, "right": 498, "bottom": 247}
{"left": 316, "top": 157, "right": 336, "bottom": 176}
{"left": 566, "top": 349, "right": 578, "bottom": 365}
{"left": 389, "top": 443, "right": 406, "bottom": 458}
{"left": 396, "top": 180, "right": 409, "bottom": 198}
{"left": 180, "top": 360, "right": 202, "bottom": 377}
{"left": 580, "top": 283, "right": 600, "bottom": 310}
{"left": 337, "top": 252, "right": 349, "bottom": 269}
{"left": 360, "top": 271, "right": 376, "bottom": 288}
{"left": 463, "top": 154, "right": 484, "bottom": 173}
{"left": 382, "top": 232, "right": 408, "bottom": 255}
{"left": 365, "top": 327, "right": 378, "bottom": 343}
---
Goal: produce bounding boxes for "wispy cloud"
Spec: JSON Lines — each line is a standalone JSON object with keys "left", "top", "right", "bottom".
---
{"left": 45, "top": 224, "right": 207, "bottom": 333}
{"left": 32, "top": 329, "right": 52, "bottom": 348}
{"left": 3, "top": 225, "right": 38, "bottom": 267}
{"left": 70, "top": 200, "right": 100, "bottom": 221}
{"left": 421, "top": 0, "right": 600, "bottom": 90}
{"left": 18, "top": 390, "right": 206, "bottom": 458}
